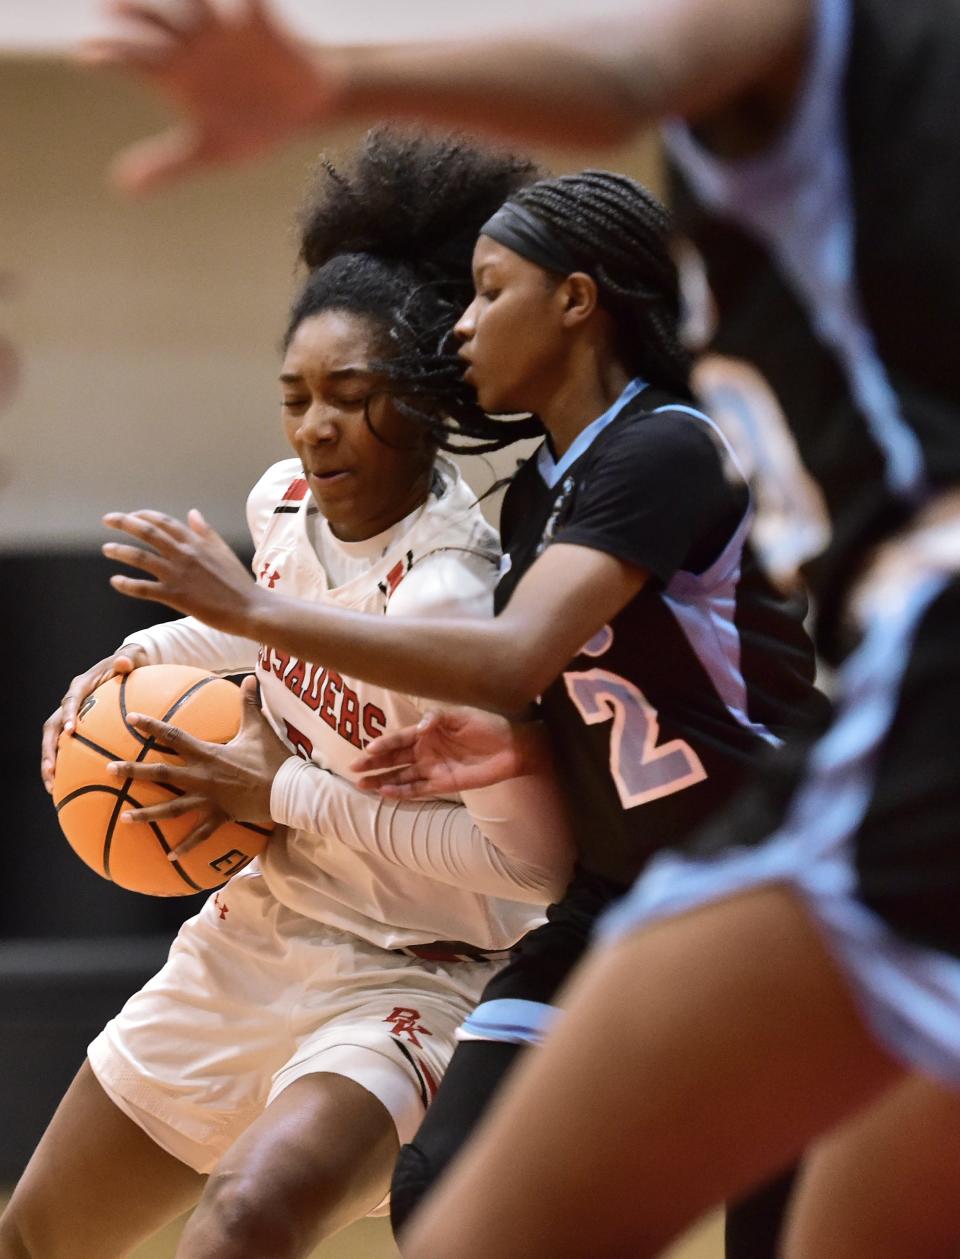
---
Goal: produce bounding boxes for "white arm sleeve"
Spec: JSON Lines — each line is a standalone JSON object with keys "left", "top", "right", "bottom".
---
{"left": 118, "top": 462, "right": 288, "bottom": 674}
{"left": 270, "top": 758, "right": 572, "bottom": 905}
{"left": 121, "top": 617, "right": 260, "bottom": 676}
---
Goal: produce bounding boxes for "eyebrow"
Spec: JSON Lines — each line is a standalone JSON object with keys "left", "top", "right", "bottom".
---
{"left": 472, "top": 258, "right": 501, "bottom": 284}
{"left": 278, "top": 366, "right": 376, "bottom": 384}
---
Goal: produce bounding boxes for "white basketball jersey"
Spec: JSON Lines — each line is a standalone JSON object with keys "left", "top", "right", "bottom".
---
{"left": 126, "top": 456, "right": 551, "bottom": 949}
{"left": 250, "top": 456, "right": 543, "bottom": 948}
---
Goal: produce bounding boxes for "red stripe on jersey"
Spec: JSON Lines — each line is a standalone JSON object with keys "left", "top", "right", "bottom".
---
{"left": 384, "top": 558, "right": 406, "bottom": 595}
{"left": 282, "top": 477, "right": 309, "bottom": 503}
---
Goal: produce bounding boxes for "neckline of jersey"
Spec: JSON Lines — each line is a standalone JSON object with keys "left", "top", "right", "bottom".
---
{"left": 536, "top": 377, "right": 647, "bottom": 489}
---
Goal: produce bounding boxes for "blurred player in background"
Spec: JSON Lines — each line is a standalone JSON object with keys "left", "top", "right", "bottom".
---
{"left": 80, "top": 1, "right": 960, "bottom": 1256}
{"left": 0, "top": 131, "right": 573, "bottom": 1259}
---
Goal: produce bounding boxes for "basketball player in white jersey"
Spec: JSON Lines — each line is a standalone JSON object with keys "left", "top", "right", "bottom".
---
{"left": 3, "top": 133, "right": 571, "bottom": 1259}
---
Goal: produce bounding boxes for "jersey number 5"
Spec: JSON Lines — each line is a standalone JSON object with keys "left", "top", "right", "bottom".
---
{"left": 564, "top": 669, "right": 707, "bottom": 809}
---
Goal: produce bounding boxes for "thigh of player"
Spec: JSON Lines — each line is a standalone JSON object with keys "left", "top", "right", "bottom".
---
{"left": 784, "top": 1073, "right": 960, "bottom": 1259}
{"left": 0, "top": 1059, "right": 204, "bottom": 1259}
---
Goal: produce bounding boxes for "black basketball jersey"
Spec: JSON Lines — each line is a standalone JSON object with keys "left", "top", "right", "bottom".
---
{"left": 667, "top": 0, "right": 960, "bottom": 640}
{"left": 495, "top": 380, "right": 825, "bottom": 887}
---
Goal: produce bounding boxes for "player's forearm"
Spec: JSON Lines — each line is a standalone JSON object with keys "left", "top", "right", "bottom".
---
{"left": 329, "top": 36, "right": 648, "bottom": 149}
{"left": 270, "top": 760, "right": 569, "bottom": 903}
{"left": 250, "top": 593, "right": 550, "bottom": 715}
{"left": 324, "top": 0, "right": 811, "bottom": 146}
{"left": 461, "top": 772, "right": 574, "bottom": 887}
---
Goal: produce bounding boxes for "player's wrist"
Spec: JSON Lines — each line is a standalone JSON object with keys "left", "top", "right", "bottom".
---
{"left": 512, "top": 719, "right": 553, "bottom": 777}
{"left": 239, "top": 582, "right": 276, "bottom": 640}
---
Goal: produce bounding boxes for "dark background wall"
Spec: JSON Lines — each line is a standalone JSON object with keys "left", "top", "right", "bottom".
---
{"left": 0, "top": 550, "right": 207, "bottom": 1177}
{"left": 4, "top": 550, "right": 207, "bottom": 940}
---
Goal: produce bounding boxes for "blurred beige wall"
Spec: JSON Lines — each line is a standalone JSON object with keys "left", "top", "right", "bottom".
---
{"left": 1, "top": 59, "right": 659, "bottom": 548}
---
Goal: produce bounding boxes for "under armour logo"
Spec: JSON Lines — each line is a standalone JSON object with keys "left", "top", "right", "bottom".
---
{"left": 213, "top": 893, "right": 229, "bottom": 920}
{"left": 258, "top": 564, "right": 281, "bottom": 589}
{"left": 384, "top": 1006, "right": 432, "bottom": 1047}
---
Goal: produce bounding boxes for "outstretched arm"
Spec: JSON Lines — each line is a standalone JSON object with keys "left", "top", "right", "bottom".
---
{"left": 84, "top": 0, "right": 811, "bottom": 194}
{"left": 102, "top": 508, "right": 648, "bottom": 714}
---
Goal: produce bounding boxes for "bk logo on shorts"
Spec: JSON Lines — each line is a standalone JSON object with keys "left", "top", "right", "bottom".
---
{"left": 383, "top": 1006, "right": 432, "bottom": 1047}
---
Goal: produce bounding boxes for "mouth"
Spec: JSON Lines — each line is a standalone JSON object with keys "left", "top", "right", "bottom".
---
{"left": 306, "top": 468, "right": 353, "bottom": 487}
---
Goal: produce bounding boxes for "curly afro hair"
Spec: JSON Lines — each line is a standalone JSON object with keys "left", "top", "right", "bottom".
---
{"left": 285, "top": 128, "right": 543, "bottom": 453}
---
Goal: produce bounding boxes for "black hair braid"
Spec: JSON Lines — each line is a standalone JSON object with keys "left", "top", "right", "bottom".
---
{"left": 510, "top": 172, "right": 693, "bottom": 398}
{"left": 285, "top": 128, "right": 543, "bottom": 451}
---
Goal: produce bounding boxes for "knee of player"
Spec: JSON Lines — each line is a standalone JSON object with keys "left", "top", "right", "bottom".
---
{"left": 189, "top": 1172, "right": 308, "bottom": 1259}
{"left": 0, "top": 1207, "right": 43, "bottom": 1259}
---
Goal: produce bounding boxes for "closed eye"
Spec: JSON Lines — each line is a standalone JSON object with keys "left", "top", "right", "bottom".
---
{"left": 329, "top": 393, "right": 371, "bottom": 409}
{"left": 281, "top": 397, "right": 310, "bottom": 413}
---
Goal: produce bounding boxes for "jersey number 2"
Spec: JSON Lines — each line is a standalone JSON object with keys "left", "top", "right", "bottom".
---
{"left": 564, "top": 669, "right": 707, "bottom": 809}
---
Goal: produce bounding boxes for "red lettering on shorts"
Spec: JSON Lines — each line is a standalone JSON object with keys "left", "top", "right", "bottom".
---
{"left": 384, "top": 1007, "right": 433, "bottom": 1048}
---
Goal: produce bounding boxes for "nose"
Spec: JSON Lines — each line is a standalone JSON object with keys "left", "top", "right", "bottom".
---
{"left": 296, "top": 401, "right": 340, "bottom": 445}
{"left": 454, "top": 298, "right": 478, "bottom": 343}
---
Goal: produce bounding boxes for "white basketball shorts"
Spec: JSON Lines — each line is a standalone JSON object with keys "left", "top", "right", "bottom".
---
{"left": 88, "top": 866, "right": 504, "bottom": 1184}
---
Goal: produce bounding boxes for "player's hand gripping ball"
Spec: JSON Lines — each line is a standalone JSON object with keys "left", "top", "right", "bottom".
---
{"left": 52, "top": 665, "right": 272, "bottom": 895}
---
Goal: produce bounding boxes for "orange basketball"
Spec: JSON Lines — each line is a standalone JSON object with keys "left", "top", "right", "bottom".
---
{"left": 53, "top": 664, "right": 272, "bottom": 896}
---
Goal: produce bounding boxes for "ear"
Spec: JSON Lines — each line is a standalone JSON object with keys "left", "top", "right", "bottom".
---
{"left": 558, "top": 272, "right": 600, "bottom": 328}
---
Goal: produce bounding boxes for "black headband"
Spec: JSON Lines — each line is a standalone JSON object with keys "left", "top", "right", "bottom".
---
{"left": 479, "top": 202, "right": 584, "bottom": 276}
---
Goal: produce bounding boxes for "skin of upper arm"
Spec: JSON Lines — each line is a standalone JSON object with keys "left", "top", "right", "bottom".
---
{"left": 342, "top": 0, "right": 812, "bottom": 148}
{"left": 491, "top": 543, "right": 649, "bottom": 703}
{"left": 594, "top": 0, "right": 814, "bottom": 126}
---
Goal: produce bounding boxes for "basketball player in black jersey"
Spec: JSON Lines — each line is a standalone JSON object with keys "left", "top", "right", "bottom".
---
{"left": 97, "top": 169, "right": 824, "bottom": 1254}
{"left": 87, "top": 1, "right": 960, "bottom": 1255}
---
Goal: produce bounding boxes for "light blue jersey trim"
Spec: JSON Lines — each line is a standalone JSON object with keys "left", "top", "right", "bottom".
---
{"left": 664, "top": 0, "right": 926, "bottom": 504}
{"left": 456, "top": 998, "right": 560, "bottom": 1047}
{"left": 653, "top": 405, "right": 781, "bottom": 747}
{"left": 537, "top": 377, "right": 647, "bottom": 489}
{"left": 599, "top": 570, "right": 960, "bottom": 1086}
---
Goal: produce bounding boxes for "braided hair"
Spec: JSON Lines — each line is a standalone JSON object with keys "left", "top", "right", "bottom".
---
{"left": 285, "top": 128, "right": 543, "bottom": 453}
{"left": 507, "top": 172, "right": 692, "bottom": 398}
